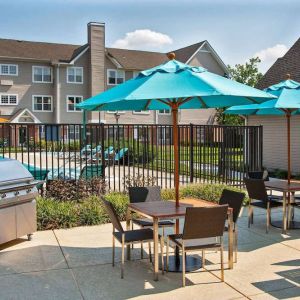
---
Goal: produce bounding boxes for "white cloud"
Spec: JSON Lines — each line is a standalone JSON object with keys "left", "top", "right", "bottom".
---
{"left": 254, "top": 44, "right": 288, "bottom": 72}
{"left": 112, "top": 29, "right": 173, "bottom": 50}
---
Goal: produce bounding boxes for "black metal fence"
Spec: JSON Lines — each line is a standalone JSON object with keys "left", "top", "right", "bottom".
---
{"left": 0, "top": 123, "right": 263, "bottom": 190}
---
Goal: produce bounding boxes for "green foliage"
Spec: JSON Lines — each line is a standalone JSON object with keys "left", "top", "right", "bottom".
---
{"left": 216, "top": 57, "right": 263, "bottom": 126}
{"left": 37, "top": 183, "right": 248, "bottom": 231}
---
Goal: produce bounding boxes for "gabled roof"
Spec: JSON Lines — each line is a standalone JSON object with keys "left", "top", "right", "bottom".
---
{"left": 0, "top": 38, "right": 88, "bottom": 63}
{"left": 106, "top": 48, "right": 167, "bottom": 70}
{"left": 173, "top": 41, "right": 205, "bottom": 63}
{"left": 257, "top": 38, "right": 300, "bottom": 89}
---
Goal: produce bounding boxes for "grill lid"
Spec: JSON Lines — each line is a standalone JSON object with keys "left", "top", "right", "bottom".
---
{"left": 0, "top": 158, "right": 34, "bottom": 186}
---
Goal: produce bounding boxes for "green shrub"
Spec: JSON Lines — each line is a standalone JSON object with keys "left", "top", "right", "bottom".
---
{"left": 37, "top": 183, "right": 248, "bottom": 230}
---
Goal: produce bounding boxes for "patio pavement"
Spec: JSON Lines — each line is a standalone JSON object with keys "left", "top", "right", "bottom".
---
{"left": 1, "top": 207, "right": 300, "bottom": 299}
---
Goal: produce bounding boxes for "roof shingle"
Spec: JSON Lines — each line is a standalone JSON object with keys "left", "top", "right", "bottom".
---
{"left": 257, "top": 38, "right": 300, "bottom": 89}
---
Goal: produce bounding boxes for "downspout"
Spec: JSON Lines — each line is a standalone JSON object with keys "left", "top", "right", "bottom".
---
{"left": 55, "top": 65, "right": 61, "bottom": 124}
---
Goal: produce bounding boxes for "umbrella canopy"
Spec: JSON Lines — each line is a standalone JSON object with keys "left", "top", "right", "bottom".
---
{"left": 78, "top": 58, "right": 275, "bottom": 112}
{"left": 225, "top": 78, "right": 300, "bottom": 183}
{"left": 78, "top": 54, "right": 275, "bottom": 210}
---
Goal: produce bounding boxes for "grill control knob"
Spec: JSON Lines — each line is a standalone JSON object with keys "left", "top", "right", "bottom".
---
{"left": 1, "top": 193, "right": 6, "bottom": 198}
{"left": 27, "top": 189, "right": 32, "bottom": 193}
{"left": 14, "top": 191, "right": 19, "bottom": 196}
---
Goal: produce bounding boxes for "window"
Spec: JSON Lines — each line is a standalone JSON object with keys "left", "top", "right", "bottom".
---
{"left": 0, "top": 64, "right": 18, "bottom": 76}
{"left": 67, "top": 95, "right": 83, "bottom": 112}
{"left": 32, "top": 95, "right": 52, "bottom": 112}
{"left": 133, "top": 110, "right": 150, "bottom": 115}
{"left": 158, "top": 109, "right": 171, "bottom": 115}
{"left": 0, "top": 94, "right": 18, "bottom": 105}
{"left": 33, "top": 66, "right": 52, "bottom": 83}
{"left": 107, "top": 69, "right": 125, "bottom": 85}
{"left": 67, "top": 67, "right": 83, "bottom": 84}
{"left": 133, "top": 71, "right": 140, "bottom": 78}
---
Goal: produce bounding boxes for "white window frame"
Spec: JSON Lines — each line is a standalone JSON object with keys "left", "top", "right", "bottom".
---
{"left": 67, "top": 67, "right": 83, "bottom": 84}
{"left": 32, "top": 95, "right": 53, "bottom": 112}
{"left": 158, "top": 109, "right": 171, "bottom": 115}
{"left": 133, "top": 110, "right": 150, "bottom": 115}
{"left": 0, "top": 64, "right": 18, "bottom": 76}
{"left": 66, "top": 95, "right": 83, "bottom": 112}
{"left": 106, "top": 110, "right": 125, "bottom": 114}
{"left": 133, "top": 71, "right": 140, "bottom": 78}
{"left": 32, "top": 66, "right": 53, "bottom": 83}
{"left": 107, "top": 69, "right": 125, "bottom": 86}
{"left": 0, "top": 94, "right": 18, "bottom": 105}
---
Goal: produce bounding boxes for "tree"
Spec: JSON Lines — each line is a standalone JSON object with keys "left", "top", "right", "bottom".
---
{"left": 216, "top": 57, "right": 263, "bottom": 126}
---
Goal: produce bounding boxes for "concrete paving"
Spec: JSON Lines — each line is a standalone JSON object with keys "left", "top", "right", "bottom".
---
{"left": 1, "top": 207, "right": 300, "bottom": 299}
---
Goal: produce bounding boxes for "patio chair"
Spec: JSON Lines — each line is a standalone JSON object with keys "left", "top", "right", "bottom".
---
{"left": 244, "top": 178, "right": 283, "bottom": 233}
{"left": 129, "top": 186, "right": 175, "bottom": 259}
{"left": 101, "top": 197, "right": 164, "bottom": 279}
{"left": 219, "top": 189, "right": 245, "bottom": 263}
{"left": 248, "top": 170, "right": 282, "bottom": 201}
{"left": 80, "top": 164, "right": 105, "bottom": 180}
{"left": 166, "top": 205, "right": 228, "bottom": 287}
{"left": 114, "top": 148, "right": 129, "bottom": 164}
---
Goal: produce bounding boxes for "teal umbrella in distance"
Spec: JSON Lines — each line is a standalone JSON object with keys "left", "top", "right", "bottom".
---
{"left": 77, "top": 53, "right": 275, "bottom": 208}
{"left": 225, "top": 76, "right": 300, "bottom": 183}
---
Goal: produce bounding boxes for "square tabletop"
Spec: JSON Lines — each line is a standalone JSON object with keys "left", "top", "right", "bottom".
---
{"left": 265, "top": 180, "right": 300, "bottom": 192}
{"left": 128, "top": 198, "right": 229, "bottom": 219}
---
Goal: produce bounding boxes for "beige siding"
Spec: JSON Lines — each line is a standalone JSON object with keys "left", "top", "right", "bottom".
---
{"left": 0, "top": 60, "right": 55, "bottom": 123}
{"left": 59, "top": 53, "right": 90, "bottom": 124}
{"left": 248, "top": 115, "right": 300, "bottom": 173}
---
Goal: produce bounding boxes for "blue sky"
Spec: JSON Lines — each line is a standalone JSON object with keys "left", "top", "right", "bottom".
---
{"left": 1, "top": 0, "right": 299, "bottom": 73}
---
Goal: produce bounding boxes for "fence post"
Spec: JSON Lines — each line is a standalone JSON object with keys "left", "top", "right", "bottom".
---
{"left": 100, "top": 122, "right": 105, "bottom": 179}
{"left": 189, "top": 123, "right": 194, "bottom": 183}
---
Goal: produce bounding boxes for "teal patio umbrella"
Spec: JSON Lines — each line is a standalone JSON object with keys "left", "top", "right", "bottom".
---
{"left": 226, "top": 77, "right": 300, "bottom": 183}
{"left": 77, "top": 53, "right": 275, "bottom": 208}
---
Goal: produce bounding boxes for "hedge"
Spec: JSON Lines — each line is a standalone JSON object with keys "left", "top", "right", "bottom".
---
{"left": 37, "top": 183, "right": 248, "bottom": 231}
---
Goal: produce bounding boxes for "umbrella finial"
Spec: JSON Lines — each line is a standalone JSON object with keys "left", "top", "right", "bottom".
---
{"left": 286, "top": 73, "right": 291, "bottom": 80}
{"left": 167, "top": 52, "right": 176, "bottom": 60}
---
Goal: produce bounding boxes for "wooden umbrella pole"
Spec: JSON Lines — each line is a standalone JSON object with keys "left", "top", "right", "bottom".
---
{"left": 287, "top": 114, "right": 291, "bottom": 184}
{"left": 172, "top": 104, "right": 180, "bottom": 235}
{"left": 172, "top": 104, "right": 179, "bottom": 207}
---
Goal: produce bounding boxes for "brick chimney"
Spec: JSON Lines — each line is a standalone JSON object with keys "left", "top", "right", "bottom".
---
{"left": 87, "top": 22, "right": 105, "bottom": 122}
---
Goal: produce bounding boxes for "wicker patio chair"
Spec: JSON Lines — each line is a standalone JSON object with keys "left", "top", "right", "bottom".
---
{"left": 244, "top": 178, "right": 282, "bottom": 233}
{"left": 101, "top": 197, "right": 164, "bottom": 279}
{"left": 129, "top": 186, "right": 175, "bottom": 260}
{"left": 219, "top": 189, "right": 245, "bottom": 263}
{"left": 166, "top": 205, "right": 228, "bottom": 287}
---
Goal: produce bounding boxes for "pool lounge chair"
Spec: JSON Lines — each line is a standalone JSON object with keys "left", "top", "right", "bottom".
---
{"left": 114, "top": 148, "right": 128, "bottom": 164}
{"left": 80, "top": 164, "right": 105, "bottom": 179}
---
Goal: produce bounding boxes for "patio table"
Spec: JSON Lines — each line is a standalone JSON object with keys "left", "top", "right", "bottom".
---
{"left": 126, "top": 199, "right": 234, "bottom": 281}
{"left": 265, "top": 180, "right": 300, "bottom": 233}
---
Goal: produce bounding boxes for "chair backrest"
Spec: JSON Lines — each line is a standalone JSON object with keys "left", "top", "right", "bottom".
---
{"left": 101, "top": 197, "right": 124, "bottom": 233}
{"left": 219, "top": 189, "right": 245, "bottom": 223}
{"left": 244, "top": 177, "right": 269, "bottom": 202}
{"left": 80, "top": 164, "right": 104, "bottom": 179}
{"left": 129, "top": 186, "right": 161, "bottom": 203}
{"left": 115, "top": 148, "right": 128, "bottom": 160}
{"left": 182, "top": 205, "right": 228, "bottom": 240}
{"left": 248, "top": 170, "right": 269, "bottom": 181}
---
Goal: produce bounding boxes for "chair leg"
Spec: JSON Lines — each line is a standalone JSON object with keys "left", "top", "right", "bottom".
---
{"left": 160, "top": 237, "right": 164, "bottom": 275}
{"left": 121, "top": 235, "right": 125, "bottom": 279}
{"left": 112, "top": 235, "right": 115, "bottom": 267}
{"left": 182, "top": 244, "right": 186, "bottom": 287}
{"left": 202, "top": 250, "right": 205, "bottom": 268}
{"left": 141, "top": 242, "right": 144, "bottom": 259}
{"left": 234, "top": 230, "right": 238, "bottom": 263}
{"left": 266, "top": 203, "right": 270, "bottom": 233}
{"left": 166, "top": 237, "right": 169, "bottom": 273}
{"left": 248, "top": 205, "right": 253, "bottom": 227}
{"left": 148, "top": 242, "right": 152, "bottom": 263}
{"left": 220, "top": 245, "right": 224, "bottom": 282}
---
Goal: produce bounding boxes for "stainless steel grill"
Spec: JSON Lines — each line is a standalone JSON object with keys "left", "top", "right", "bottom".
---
{"left": 0, "top": 158, "right": 38, "bottom": 245}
